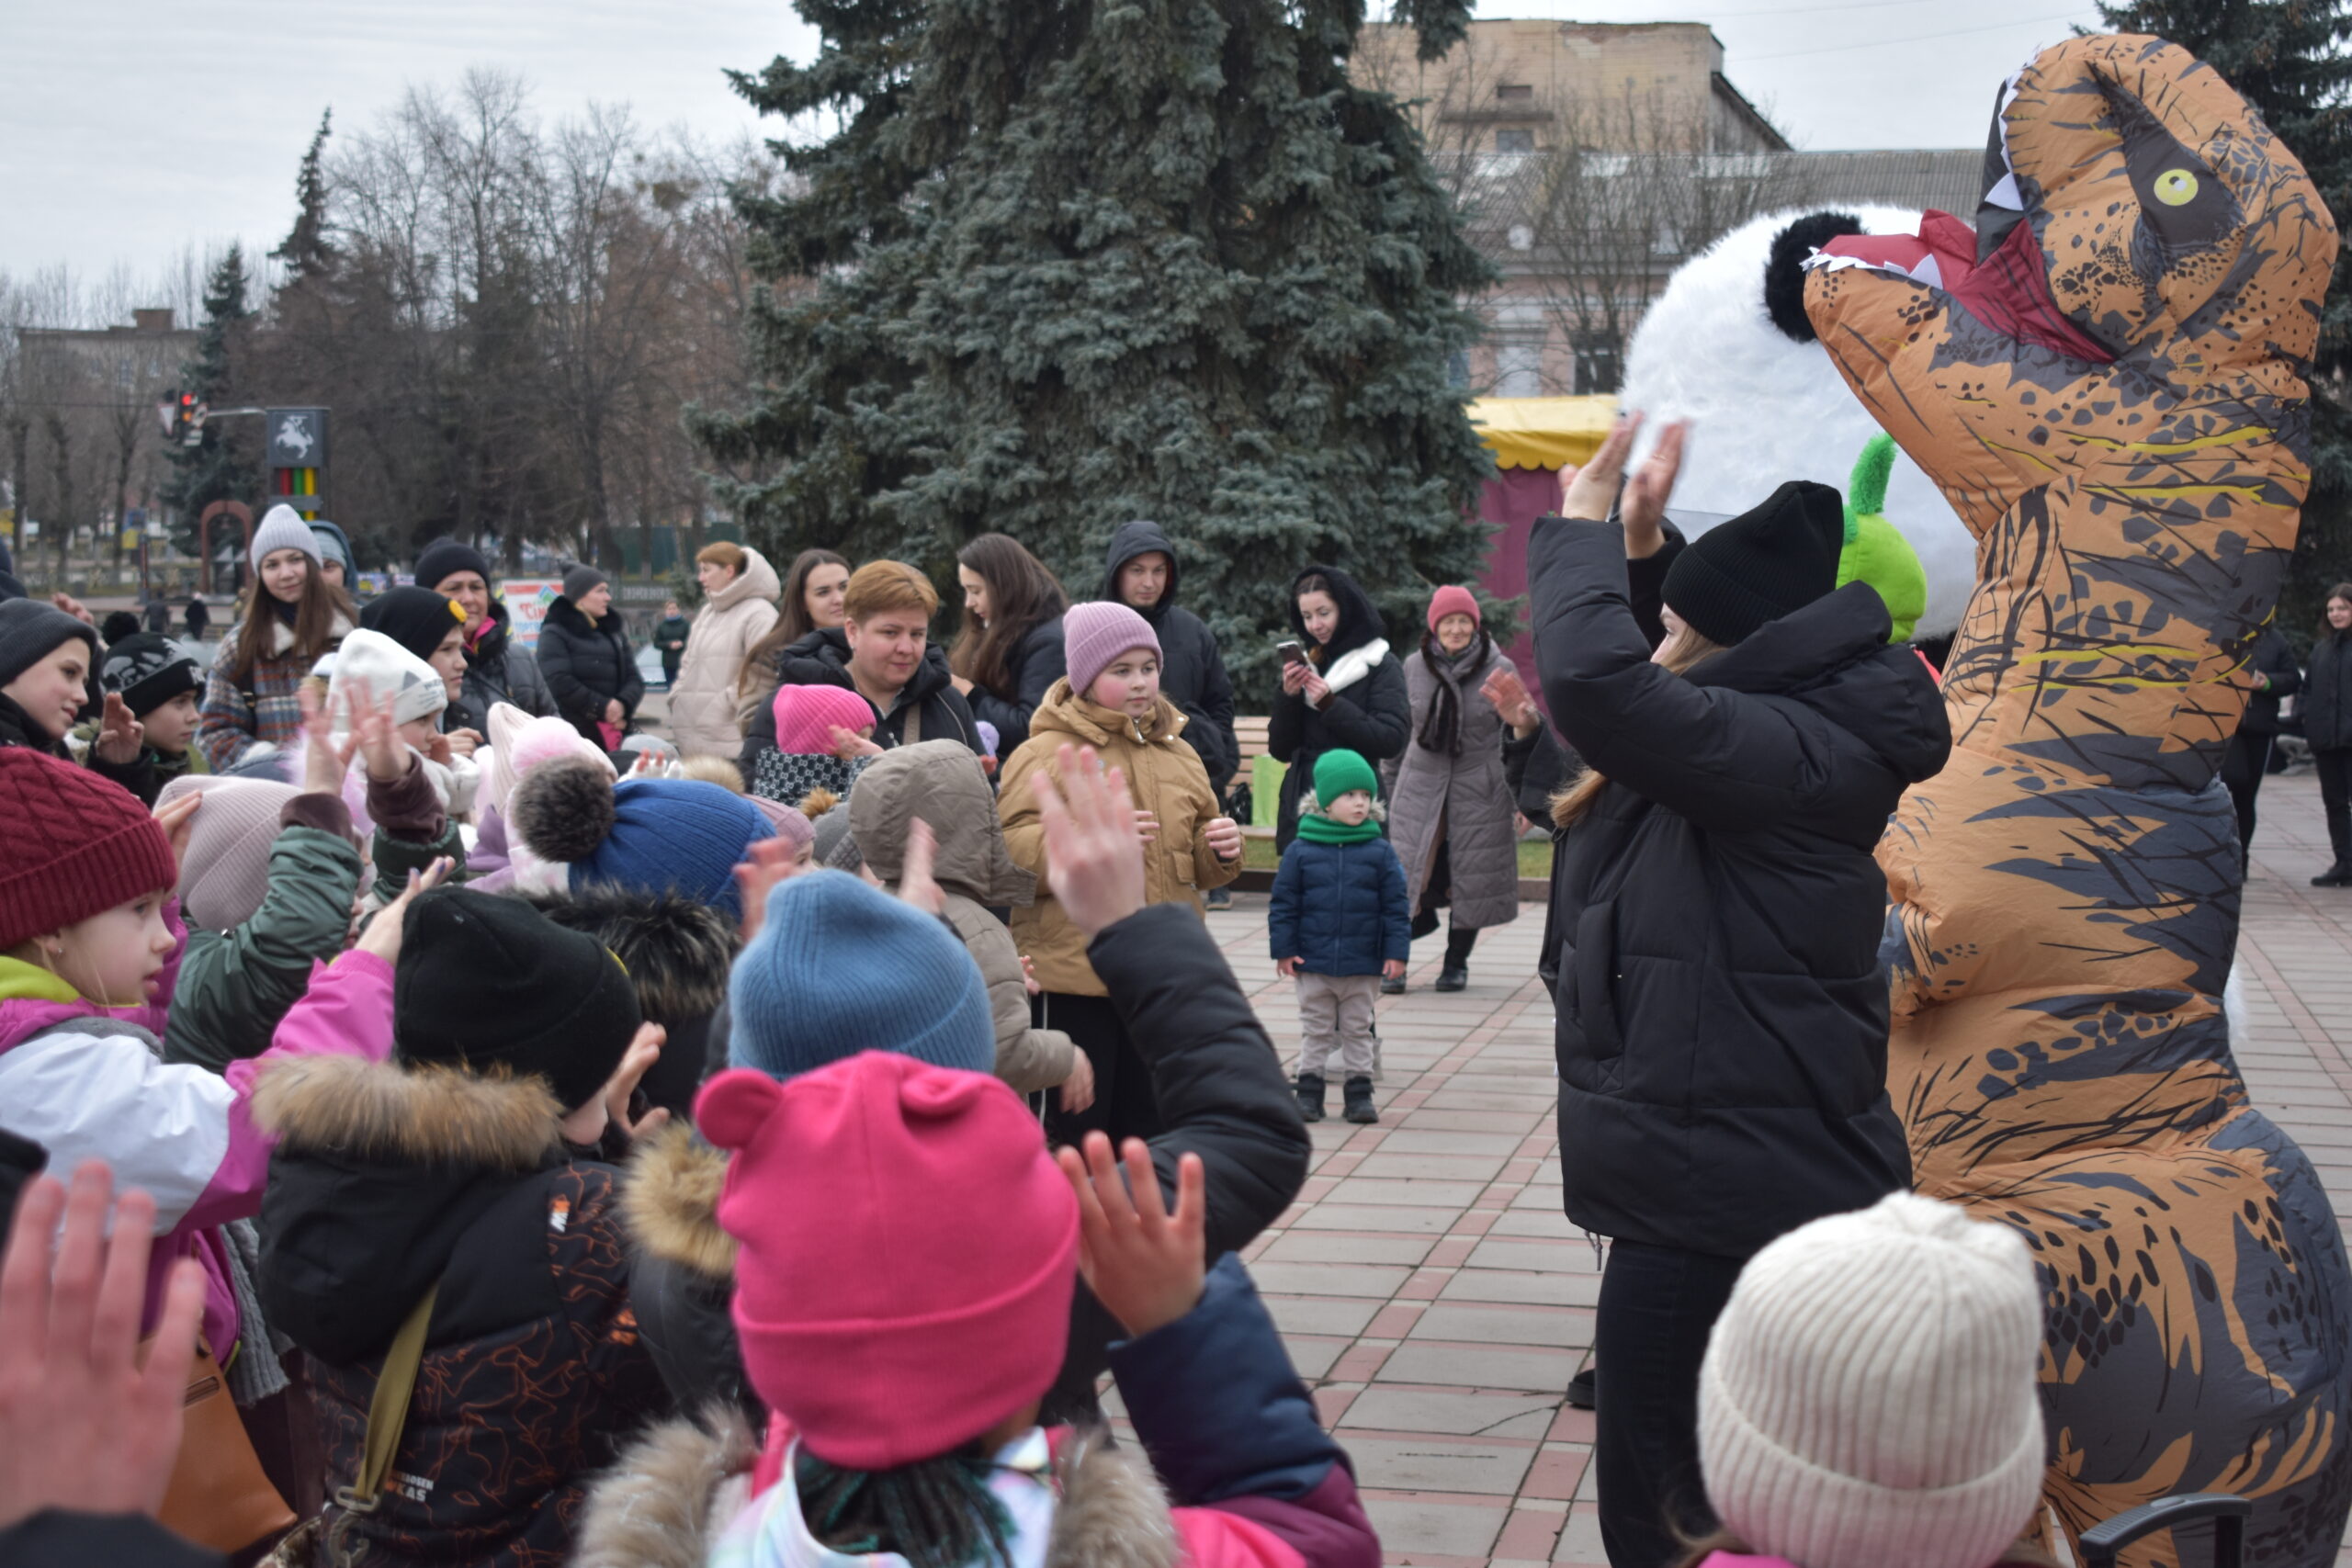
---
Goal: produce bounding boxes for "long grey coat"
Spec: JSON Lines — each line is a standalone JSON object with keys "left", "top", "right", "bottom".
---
{"left": 1388, "top": 642, "right": 1521, "bottom": 931}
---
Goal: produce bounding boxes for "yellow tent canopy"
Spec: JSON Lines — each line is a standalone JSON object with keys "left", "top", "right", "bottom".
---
{"left": 1466, "top": 394, "right": 1619, "bottom": 471}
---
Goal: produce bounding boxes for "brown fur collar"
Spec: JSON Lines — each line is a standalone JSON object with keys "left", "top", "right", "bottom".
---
{"left": 575, "top": 1417, "right": 1182, "bottom": 1568}
{"left": 621, "top": 1122, "right": 737, "bottom": 1283}
{"left": 252, "top": 1054, "right": 563, "bottom": 1170}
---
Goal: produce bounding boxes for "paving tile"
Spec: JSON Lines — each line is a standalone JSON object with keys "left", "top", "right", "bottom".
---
{"left": 1374, "top": 1341, "right": 1583, "bottom": 1390}
{"left": 1360, "top": 1495, "right": 1508, "bottom": 1559}
{"left": 1408, "top": 1302, "right": 1594, "bottom": 1348}
{"left": 1343, "top": 1434, "right": 1537, "bottom": 1494}
{"left": 1340, "top": 1386, "right": 1562, "bottom": 1437}
{"left": 1262, "top": 1230, "right": 1438, "bottom": 1266}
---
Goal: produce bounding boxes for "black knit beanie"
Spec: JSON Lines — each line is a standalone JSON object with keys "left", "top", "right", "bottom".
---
{"left": 1661, "top": 480, "right": 1846, "bottom": 647}
{"left": 562, "top": 565, "right": 609, "bottom": 603}
{"left": 393, "top": 888, "right": 641, "bottom": 1112}
{"left": 413, "top": 537, "right": 493, "bottom": 593}
{"left": 98, "top": 633, "right": 202, "bottom": 716}
{"left": 0, "top": 598, "right": 96, "bottom": 687}
{"left": 360, "top": 586, "right": 469, "bottom": 664}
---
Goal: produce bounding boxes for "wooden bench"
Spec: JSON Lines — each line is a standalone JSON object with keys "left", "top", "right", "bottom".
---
{"left": 1230, "top": 716, "right": 1279, "bottom": 838}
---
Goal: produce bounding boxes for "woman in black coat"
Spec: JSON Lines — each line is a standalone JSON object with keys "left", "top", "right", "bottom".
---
{"left": 2309, "top": 582, "right": 2352, "bottom": 886}
{"left": 535, "top": 567, "right": 643, "bottom": 752}
{"left": 949, "top": 532, "right": 1067, "bottom": 756}
{"left": 1268, "top": 564, "right": 1409, "bottom": 848}
{"left": 1531, "top": 422, "right": 1951, "bottom": 1568}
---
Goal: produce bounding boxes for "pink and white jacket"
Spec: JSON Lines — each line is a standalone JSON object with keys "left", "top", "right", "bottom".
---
{"left": 0, "top": 911, "right": 395, "bottom": 1358}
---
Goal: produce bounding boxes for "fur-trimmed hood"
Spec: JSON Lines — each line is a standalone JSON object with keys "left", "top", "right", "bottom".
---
{"left": 255, "top": 1055, "right": 571, "bottom": 1364}
{"left": 576, "top": 1416, "right": 1182, "bottom": 1568}
{"left": 622, "top": 1122, "right": 735, "bottom": 1285}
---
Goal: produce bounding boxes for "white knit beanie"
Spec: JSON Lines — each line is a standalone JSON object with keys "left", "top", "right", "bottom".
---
{"left": 328, "top": 628, "right": 447, "bottom": 728}
{"left": 1699, "top": 1191, "right": 2047, "bottom": 1568}
{"left": 250, "top": 503, "right": 322, "bottom": 570}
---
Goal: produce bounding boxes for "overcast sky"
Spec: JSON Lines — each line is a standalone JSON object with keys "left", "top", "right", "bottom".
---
{"left": 3, "top": 0, "right": 2104, "bottom": 300}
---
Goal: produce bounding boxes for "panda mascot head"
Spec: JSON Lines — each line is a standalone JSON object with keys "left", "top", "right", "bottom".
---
{"left": 1619, "top": 206, "right": 1976, "bottom": 641}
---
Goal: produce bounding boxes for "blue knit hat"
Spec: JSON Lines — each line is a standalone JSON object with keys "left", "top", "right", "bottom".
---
{"left": 510, "top": 766, "right": 774, "bottom": 921}
{"left": 728, "top": 870, "right": 994, "bottom": 1081}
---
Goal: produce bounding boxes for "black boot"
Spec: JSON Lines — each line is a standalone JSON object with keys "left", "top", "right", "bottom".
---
{"left": 2314, "top": 863, "right": 2352, "bottom": 887}
{"left": 1295, "top": 1072, "right": 1326, "bottom": 1122}
{"left": 1437, "top": 925, "right": 1476, "bottom": 990}
{"left": 1343, "top": 1075, "right": 1378, "bottom": 1124}
{"left": 1566, "top": 1364, "right": 1597, "bottom": 1410}
{"left": 1380, "top": 972, "right": 1407, "bottom": 995}
{"left": 1434, "top": 966, "right": 1467, "bottom": 992}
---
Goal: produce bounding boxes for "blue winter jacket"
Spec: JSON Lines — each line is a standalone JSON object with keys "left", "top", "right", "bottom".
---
{"left": 1269, "top": 835, "right": 1410, "bottom": 977}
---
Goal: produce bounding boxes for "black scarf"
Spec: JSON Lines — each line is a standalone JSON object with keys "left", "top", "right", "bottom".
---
{"left": 1415, "top": 633, "right": 1490, "bottom": 758}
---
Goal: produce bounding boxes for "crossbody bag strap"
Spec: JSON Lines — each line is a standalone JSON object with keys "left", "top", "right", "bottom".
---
{"left": 329, "top": 1281, "right": 439, "bottom": 1553}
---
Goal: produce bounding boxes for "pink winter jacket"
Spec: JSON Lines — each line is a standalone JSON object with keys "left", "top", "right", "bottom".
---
{"left": 0, "top": 911, "right": 394, "bottom": 1359}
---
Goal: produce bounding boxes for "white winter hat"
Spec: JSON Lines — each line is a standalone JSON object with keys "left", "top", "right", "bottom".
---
{"left": 328, "top": 627, "right": 447, "bottom": 728}
{"left": 250, "top": 503, "right": 322, "bottom": 570}
{"left": 1699, "top": 1191, "right": 2046, "bottom": 1568}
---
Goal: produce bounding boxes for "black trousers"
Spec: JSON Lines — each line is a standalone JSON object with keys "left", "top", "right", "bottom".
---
{"left": 1036, "top": 991, "right": 1162, "bottom": 1148}
{"left": 2322, "top": 748, "right": 2352, "bottom": 871}
{"left": 2220, "top": 729, "right": 2273, "bottom": 853}
{"left": 1593, "top": 1239, "right": 1748, "bottom": 1568}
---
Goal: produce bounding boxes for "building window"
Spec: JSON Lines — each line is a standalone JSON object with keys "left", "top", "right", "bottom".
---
{"left": 1496, "top": 84, "right": 1534, "bottom": 101}
{"left": 1496, "top": 127, "right": 1535, "bottom": 153}
{"left": 1496, "top": 344, "right": 1543, "bottom": 398}
{"left": 1574, "top": 341, "right": 1623, "bottom": 396}
{"left": 1445, "top": 350, "right": 1471, "bottom": 389}
{"left": 1506, "top": 223, "right": 1534, "bottom": 253}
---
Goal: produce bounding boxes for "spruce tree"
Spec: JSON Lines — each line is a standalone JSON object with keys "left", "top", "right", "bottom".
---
{"left": 698, "top": 0, "right": 1498, "bottom": 692}
{"left": 2094, "top": 0, "right": 2352, "bottom": 634}
{"left": 164, "top": 246, "right": 260, "bottom": 557}
{"left": 272, "top": 110, "right": 336, "bottom": 286}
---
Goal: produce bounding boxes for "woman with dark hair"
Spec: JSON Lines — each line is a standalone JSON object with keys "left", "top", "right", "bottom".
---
{"left": 1268, "top": 564, "right": 1408, "bottom": 849}
{"left": 951, "top": 533, "right": 1069, "bottom": 754}
{"left": 1385, "top": 585, "right": 1519, "bottom": 993}
{"left": 2307, "top": 582, "right": 2352, "bottom": 886}
{"left": 197, "top": 504, "right": 356, "bottom": 771}
{"left": 736, "top": 548, "right": 851, "bottom": 723}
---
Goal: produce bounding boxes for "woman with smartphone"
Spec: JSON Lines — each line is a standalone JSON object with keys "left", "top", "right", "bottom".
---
{"left": 1269, "top": 564, "right": 1409, "bottom": 849}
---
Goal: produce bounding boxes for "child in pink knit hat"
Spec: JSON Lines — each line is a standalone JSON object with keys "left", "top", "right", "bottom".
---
{"left": 743, "top": 683, "right": 880, "bottom": 818}
{"left": 576, "top": 1051, "right": 1381, "bottom": 1568}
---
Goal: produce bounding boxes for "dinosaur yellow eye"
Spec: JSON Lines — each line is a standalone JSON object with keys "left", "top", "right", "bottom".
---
{"left": 2154, "top": 169, "right": 2199, "bottom": 206}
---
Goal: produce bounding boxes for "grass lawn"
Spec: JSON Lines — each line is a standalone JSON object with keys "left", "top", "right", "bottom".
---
{"left": 1240, "top": 834, "right": 1554, "bottom": 879}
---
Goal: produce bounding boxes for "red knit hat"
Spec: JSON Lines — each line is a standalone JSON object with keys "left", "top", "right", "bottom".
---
{"left": 696, "top": 1052, "right": 1079, "bottom": 1470}
{"left": 0, "top": 750, "right": 179, "bottom": 951}
{"left": 1427, "top": 584, "right": 1481, "bottom": 635}
{"left": 770, "top": 684, "right": 881, "bottom": 758}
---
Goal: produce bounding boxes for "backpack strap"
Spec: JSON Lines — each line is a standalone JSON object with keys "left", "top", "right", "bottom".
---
{"left": 327, "top": 1282, "right": 439, "bottom": 1561}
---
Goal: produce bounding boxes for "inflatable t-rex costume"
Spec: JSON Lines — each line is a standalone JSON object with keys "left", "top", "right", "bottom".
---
{"left": 1800, "top": 35, "right": 2349, "bottom": 1567}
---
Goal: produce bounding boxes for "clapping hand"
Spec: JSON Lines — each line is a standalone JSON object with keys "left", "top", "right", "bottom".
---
{"left": 1622, "top": 418, "right": 1686, "bottom": 558}
{"left": 1055, "top": 1134, "right": 1206, "bottom": 1338}
{"left": 345, "top": 682, "right": 410, "bottom": 784}
{"left": 898, "top": 818, "right": 945, "bottom": 915}
{"left": 152, "top": 791, "right": 201, "bottom": 874}
{"left": 1029, "top": 745, "right": 1146, "bottom": 937}
{"left": 1480, "top": 666, "right": 1540, "bottom": 738}
{"left": 733, "top": 838, "right": 804, "bottom": 942}
{"left": 830, "top": 725, "right": 885, "bottom": 761}
{"left": 0, "top": 1161, "right": 207, "bottom": 1532}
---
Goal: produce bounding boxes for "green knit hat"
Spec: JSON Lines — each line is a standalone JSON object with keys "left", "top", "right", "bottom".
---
{"left": 1837, "top": 434, "right": 1929, "bottom": 644}
{"left": 1312, "top": 749, "right": 1379, "bottom": 805}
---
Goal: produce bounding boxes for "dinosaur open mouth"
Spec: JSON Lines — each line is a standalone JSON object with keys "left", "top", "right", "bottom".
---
{"left": 1809, "top": 214, "right": 2115, "bottom": 365}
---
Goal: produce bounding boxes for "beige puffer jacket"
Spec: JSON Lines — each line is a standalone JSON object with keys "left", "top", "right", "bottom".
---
{"left": 668, "top": 549, "right": 780, "bottom": 758}
{"left": 848, "top": 740, "right": 1077, "bottom": 1094}
{"left": 1000, "top": 681, "right": 1240, "bottom": 997}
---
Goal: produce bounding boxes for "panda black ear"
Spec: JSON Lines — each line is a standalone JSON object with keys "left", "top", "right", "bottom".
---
{"left": 1763, "top": 210, "right": 1863, "bottom": 343}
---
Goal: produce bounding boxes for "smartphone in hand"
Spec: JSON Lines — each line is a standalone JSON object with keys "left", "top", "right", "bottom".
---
{"left": 1276, "top": 640, "right": 1309, "bottom": 666}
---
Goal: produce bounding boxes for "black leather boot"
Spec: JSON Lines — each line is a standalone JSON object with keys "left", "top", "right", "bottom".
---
{"left": 1343, "top": 1075, "right": 1378, "bottom": 1124}
{"left": 1295, "top": 1072, "right": 1326, "bottom": 1122}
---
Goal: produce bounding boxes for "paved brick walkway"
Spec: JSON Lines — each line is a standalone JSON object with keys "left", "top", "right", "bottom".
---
{"left": 1189, "top": 771, "right": 2352, "bottom": 1568}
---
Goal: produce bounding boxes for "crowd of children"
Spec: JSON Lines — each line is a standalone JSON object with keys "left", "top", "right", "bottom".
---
{"left": 2, "top": 507, "right": 2087, "bottom": 1568}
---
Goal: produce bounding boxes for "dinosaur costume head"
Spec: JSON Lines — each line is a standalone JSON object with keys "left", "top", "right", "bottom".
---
{"left": 1800, "top": 34, "right": 2348, "bottom": 1568}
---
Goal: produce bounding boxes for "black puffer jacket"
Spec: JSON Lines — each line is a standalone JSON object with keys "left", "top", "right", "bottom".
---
{"left": 963, "top": 613, "right": 1066, "bottom": 756}
{"left": 2306, "top": 632, "right": 2352, "bottom": 752}
{"left": 1102, "top": 521, "right": 1238, "bottom": 788}
{"left": 535, "top": 597, "right": 641, "bottom": 748}
{"left": 453, "top": 599, "right": 556, "bottom": 727}
{"left": 616, "top": 902, "right": 1310, "bottom": 1426}
{"left": 733, "top": 627, "right": 981, "bottom": 773}
{"left": 1532, "top": 518, "right": 1949, "bottom": 1260}
{"left": 254, "top": 1056, "right": 665, "bottom": 1568}
{"left": 1267, "top": 564, "right": 1409, "bottom": 848}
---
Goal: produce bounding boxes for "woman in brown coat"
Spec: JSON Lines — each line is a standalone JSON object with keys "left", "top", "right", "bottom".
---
{"left": 999, "top": 601, "right": 1241, "bottom": 1146}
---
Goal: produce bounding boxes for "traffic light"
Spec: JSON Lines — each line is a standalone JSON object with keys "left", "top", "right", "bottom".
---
{"left": 153, "top": 392, "right": 205, "bottom": 448}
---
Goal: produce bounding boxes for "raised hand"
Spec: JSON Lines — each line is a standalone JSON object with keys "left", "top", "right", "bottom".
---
{"left": 898, "top": 817, "right": 945, "bottom": 915}
{"left": 602, "top": 1022, "right": 671, "bottom": 1143}
{"left": 94, "top": 694, "right": 144, "bottom": 765}
{"left": 0, "top": 1161, "right": 207, "bottom": 1532}
{"left": 345, "top": 682, "right": 409, "bottom": 784}
{"left": 1480, "top": 665, "right": 1540, "bottom": 738}
{"left": 1622, "top": 418, "right": 1687, "bottom": 558}
{"left": 152, "top": 791, "right": 201, "bottom": 874}
{"left": 1055, "top": 1134, "right": 1206, "bottom": 1338}
{"left": 829, "top": 725, "right": 885, "bottom": 761}
{"left": 353, "top": 857, "right": 454, "bottom": 965}
{"left": 298, "top": 683, "right": 346, "bottom": 795}
{"left": 1560, "top": 412, "right": 1640, "bottom": 523}
{"left": 1030, "top": 744, "right": 1146, "bottom": 937}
